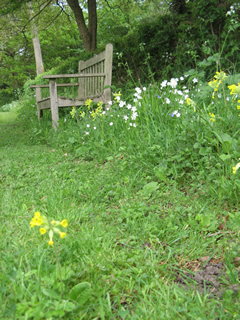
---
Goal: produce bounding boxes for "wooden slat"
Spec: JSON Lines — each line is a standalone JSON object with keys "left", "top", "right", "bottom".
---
{"left": 43, "top": 73, "right": 105, "bottom": 79}
{"left": 30, "top": 83, "right": 79, "bottom": 88}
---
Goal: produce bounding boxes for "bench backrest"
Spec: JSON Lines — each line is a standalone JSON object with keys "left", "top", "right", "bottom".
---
{"left": 78, "top": 43, "right": 113, "bottom": 103}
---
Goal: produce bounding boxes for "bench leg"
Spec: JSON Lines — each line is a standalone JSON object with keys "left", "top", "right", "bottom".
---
{"left": 49, "top": 79, "right": 59, "bottom": 129}
{"left": 37, "top": 104, "right": 43, "bottom": 120}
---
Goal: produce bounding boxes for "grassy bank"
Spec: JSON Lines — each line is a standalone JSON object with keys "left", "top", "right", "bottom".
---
{"left": 1, "top": 71, "right": 240, "bottom": 319}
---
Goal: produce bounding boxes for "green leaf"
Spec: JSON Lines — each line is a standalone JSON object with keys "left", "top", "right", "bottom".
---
{"left": 42, "top": 288, "right": 61, "bottom": 299}
{"left": 219, "top": 154, "right": 232, "bottom": 161}
{"left": 69, "top": 282, "right": 92, "bottom": 304}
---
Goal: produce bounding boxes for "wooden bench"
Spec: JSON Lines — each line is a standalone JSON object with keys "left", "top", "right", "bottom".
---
{"left": 31, "top": 44, "right": 113, "bottom": 128}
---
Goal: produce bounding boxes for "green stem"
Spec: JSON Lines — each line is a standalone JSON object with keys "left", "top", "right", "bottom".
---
{"left": 53, "top": 242, "right": 64, "bottom": 296}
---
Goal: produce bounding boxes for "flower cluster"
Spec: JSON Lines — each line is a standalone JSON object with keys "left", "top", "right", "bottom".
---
{"left": 113, "top": 91, "right": 121, "bottom": 103}
{"left": 70, "top": 106, "right": 77, "bottom": 118}
{"left": 208, "top": 71, "right": 228, "bottom": 98}
{"left": 30, "top": 211, "right": 68, "bottom": 246}
{"left": 228, "top": 83, "right": 240, "bottom": 96}
{"left": 90, "top": 101, "right": 104, "bottom": 121}
{"left": 233, "top": 160, "right": 240, "bottom": 174}
{"left": 186, "top": 97, "right": 196, "bottom": 112}
{"left": 170, "top": 110, "right": 181, "bottom": 118}
{"left": 209, "top": 112, "right": 215, "bottom": 122}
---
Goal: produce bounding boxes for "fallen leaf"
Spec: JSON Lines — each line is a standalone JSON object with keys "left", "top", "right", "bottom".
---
{"left": 218, "top": 223, "right": 224, "bottom": 230}
{"left": 223, "top": 215, "right": 229, "bottom": 224}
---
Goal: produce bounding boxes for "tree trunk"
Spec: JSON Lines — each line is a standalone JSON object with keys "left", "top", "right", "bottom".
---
{"left": 66, "top": 0, "right": 97, "bottom": 52}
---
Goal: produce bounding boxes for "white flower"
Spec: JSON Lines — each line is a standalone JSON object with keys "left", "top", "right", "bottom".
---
{"left": 143, "top": 87, "right": 146, "bottom": 91}
{"left": 168, "top": 78, "right": 178, "bottom": 88}
{"left": 180, "top": 76, "right": 184, "bottom": 81}
{"left": 85, "top": 132, "right": 89, "bottom": 135}
{"left": 134, "top": 93, "right": 142, "bottom": 100}
{"left": 106, "top": 107, "right": 110, "bottom": 111}
{"left": 86, "top": 124, "right": 90, "bottom": 128}
{"left": 126, "top": 104, "right": 132, "bottom": 109}
{"left": 109, "top": 122, "right": 113, "bottom": 126}
{"left": 133, "top": 123, "right": 136, "bottom": 127}
{"left": 119, "top": 101, "right": 126, "bottom": 108}
{"left": 133, "top": 98, "right": 138, "bottom": 103}
{"left": 108, "top": 101, "right": 113, "bottom": 106}
{"left": 123, "top": 115, "right": 129, "bottom": 121}
{"left": 161, "top": 80, "right": 168, "bottom": 88}
{"left": 116, "top": 96, "right": 120, "bottom": 101}
{"left": 94, "top": 126, "right": 96, "bottom": 130}
{"left": 135, "top": 87, "right": 142, "bottom": 94}
{"left": 166, "top": 98, "right": 171, "bottom": 104}
{"left": 193, "top": 78, "right": 198, "bottom": 83}
{"left": 179, "top": 100, "right": 184, "bottom": 104}
{"left": 129, "top": 122, "right": 133, "bottom": 126}
{"left": 102, "top": 111, "right": 106, "bottom": 115}
{"left": 131, "top": 112, "right": 138, "bottom": 120}
{"left": 131, "top": 106, "right": 137, "bottom": 112}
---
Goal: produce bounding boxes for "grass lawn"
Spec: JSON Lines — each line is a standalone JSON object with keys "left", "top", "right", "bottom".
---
{"left": 1, "top": 109, "right": 240, "bottom": 320}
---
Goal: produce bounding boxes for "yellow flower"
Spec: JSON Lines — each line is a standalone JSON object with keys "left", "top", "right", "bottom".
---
{"left": 59, "top": 232, "right": 66, "bottom": 239}
{"left": 209, "top": 112, "right": 215, "bottom": 122}
{"left": 233, "top": 160, "right": 240, "bottom": 174}
{"left": 30, "top": 216, "right": 43, "bottom": 227}
{"left": 34, "top": 211, "right": 41, "bottom": 218}
{"left": 228, "top": 84, "right": 237, "bottom": 95}
{"left": 48, "top": 240, "right": 54, "bottom": 246}
{"left": 30, "top": 220, "right": 36, "bottom": 228}
{"left": 51, "top": 220, "right": 56, "bottom": 225}
{"left": 40, "top": 227, "right": 47, "bottom": 235}
{"left": 60, "top": 219, "right": 68, "bottom": 228}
